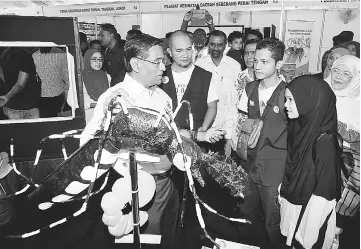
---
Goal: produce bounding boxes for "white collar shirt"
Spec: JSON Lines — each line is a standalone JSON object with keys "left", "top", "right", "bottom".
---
{"left": 81, "top": 73, "right": 173, "bottom": 174}
{"left": 195, "top": 55, "right": 241, "bottom": 140}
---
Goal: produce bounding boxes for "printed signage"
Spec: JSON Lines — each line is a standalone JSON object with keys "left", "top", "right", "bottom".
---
{"left": 43, "top": 2, "right": 140, "bottom": 17}
{"left": 0, "top": 7, "right": 43, "bottom": 16}
{"left": 161, "top": 0, "right": 281, "bottom": 11}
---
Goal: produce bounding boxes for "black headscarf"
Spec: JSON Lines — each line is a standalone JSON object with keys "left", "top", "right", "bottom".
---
{"left": 281, "top": 75, "right": 338, "bottom": 205}
{"left": 346, "top": 41, "right": 360, "bottom": 58}
{"left": 82, "top": 49, "right": 109, "bottom": 101}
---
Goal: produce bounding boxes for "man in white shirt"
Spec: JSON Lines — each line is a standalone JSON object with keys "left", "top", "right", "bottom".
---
{"left": 195, "top": 30, "right": 241, "bottom": 156}
{"left": 81, "top": 33, "right": 179, "bottom": 249}
{"left": 162, "top": 30, "right": 218, "bottom": 132}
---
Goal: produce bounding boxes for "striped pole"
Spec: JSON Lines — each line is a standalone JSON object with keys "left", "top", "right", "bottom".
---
{"left": 129, "top": 150, "right": 141, "bottom": 249}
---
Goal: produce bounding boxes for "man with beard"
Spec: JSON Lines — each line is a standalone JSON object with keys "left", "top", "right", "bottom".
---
{"left": 161, "top": 30, "right": 218, "bottom": 132}
{"left": 195, "top": 30, "right": 241, "bottom": 156}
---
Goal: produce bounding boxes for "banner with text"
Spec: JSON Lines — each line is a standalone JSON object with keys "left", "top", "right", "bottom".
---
{"left": 43, "top": 2, "right": 139, "bottom": 17}
{"left": 160, "top": 0, "right": 281, "bottom": 12}
{"left": 0, "top": 7, "right": 43, "bottom": 16}
{"left": 283, "top": 0, "right": 360, "bottom": 9}
{"left": 281, "top": 20, "right": 314, "bottom": 82}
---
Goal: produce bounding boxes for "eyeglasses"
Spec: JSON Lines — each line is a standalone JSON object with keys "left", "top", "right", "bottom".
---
{"left": 91, "top": 58, "right": 104, "bottom": 63}
{"left": 136, "top": 57, "right": 166, "bottom": 68}
{"left": 332, "top": 68, "right": 353, "bottom": 79}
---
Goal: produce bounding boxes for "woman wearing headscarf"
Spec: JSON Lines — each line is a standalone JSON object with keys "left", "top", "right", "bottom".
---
{"left": 313, "top": 50, "right": 332, "bottom": 80}
{"left": 326, "top": 55, "right": 360, "bottom": 242}
{"left": 279, "top": 76, "right": 342, "bottom": 249}
{"left": 82, "top": 48, "right": 110, "bottom": 123}
{"left": 323, "top": 47, "right": 350, "bottom": 79}
{"left": 345, "top": 41, "right": 360, "bottom": 58}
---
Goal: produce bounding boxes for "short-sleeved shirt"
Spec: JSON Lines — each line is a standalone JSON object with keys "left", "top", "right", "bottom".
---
{"left": 0, "top": 48, "right": 40, "bottom": 110}
{"left": 32, "top": 48, "right": 69, "bottom": 97}
{"left": 172, "top": 64, "right": 218, "bottom": 104}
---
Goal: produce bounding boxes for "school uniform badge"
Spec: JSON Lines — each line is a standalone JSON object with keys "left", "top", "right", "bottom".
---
{"left": 273, "top": 106, "right": 280, "bottom": 113}
{"left": 162, "top": 76, "right": 169, "bottom": 84}
{"left": 166, "top": 101, "right": 172, "bottom": 111}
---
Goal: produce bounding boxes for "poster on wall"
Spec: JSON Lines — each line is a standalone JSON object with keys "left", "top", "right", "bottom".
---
{"left": 79, "top": 22, "right": 101, "bottom": 41}
{"left": 281, "top": 20, "right": 314, "bottom": 82}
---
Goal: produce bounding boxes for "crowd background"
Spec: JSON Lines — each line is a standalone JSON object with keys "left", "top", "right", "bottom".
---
{"left": 0, "top": 9, "right": 359, "bottom": 249}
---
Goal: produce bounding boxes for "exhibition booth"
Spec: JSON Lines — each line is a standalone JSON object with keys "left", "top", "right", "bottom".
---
{"left": 0, "top": 0, "right": 359, "bottom": 74}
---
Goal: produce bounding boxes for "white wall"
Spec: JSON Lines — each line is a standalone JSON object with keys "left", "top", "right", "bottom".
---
{"left": 322, "top": 9, "right": 360, "bottom": 47}
{"left": 114, "top": 15, "right": 139, "bottom": 39}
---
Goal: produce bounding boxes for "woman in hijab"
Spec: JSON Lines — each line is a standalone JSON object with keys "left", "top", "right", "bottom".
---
{"left": 323, "top": 47, "right": 350, "bottom": 79}
{"left": 82, "top": 48, "right": 110, "bottom": 123}
{"left": 326, "top": 55, "right": 360, "bottom": 241}
{"left": 279, "top": 75, "right": 342, "bottom": 249}
{"left": 345, "top": 41, "right": 360, "bottom": 58}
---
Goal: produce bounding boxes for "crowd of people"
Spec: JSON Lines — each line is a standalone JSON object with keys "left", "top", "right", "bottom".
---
{"left": 77, "top": 15, "right": 360, "bottom": 248}
{"left": 0, "top": 10, "right": 359, "bottom": 249}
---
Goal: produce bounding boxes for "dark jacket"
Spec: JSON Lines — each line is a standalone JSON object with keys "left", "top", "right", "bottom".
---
{"left": 161, "top": 65, "right": 212, "bottom": 130}
{"left": 103, "top": 42, "right": 126, "bottom": 87}
{"left": 246, "top": 80, "right": 288, "bottom": 186}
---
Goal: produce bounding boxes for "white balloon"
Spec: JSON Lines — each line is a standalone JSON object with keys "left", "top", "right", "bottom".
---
{"left": 101, "top": 191, "right": 129, "bottom": 215}
{"left": 137, "top": 170, "right": 156, "bottom": 208}
{"left": 108, "top": 211, "right": 149, "bottom": 237}
{"left": 102, "top": 211, "right": 123, "bottom": 227}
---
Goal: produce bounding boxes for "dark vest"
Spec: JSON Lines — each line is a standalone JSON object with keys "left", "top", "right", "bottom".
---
{"left": 246, "top": 80, "right": 288, "bottom": 186}
{"left": 161, "top": 65, "right": 212, "bottom": 130}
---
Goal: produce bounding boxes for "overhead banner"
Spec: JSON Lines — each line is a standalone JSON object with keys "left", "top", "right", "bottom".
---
{"left": 43, "top": 2, "right": 140, "bottom": 17}
{"left": 0, "top": 7, "right": 43, "bottom": 16}
{"left": 281, "top": 20, "right": 314, "bottom": 82}
{"left": 161, "top": 0, "right": 281, "bottom": 12}
{"left": 283, "top": 0, "right": 360, "bottom": 9}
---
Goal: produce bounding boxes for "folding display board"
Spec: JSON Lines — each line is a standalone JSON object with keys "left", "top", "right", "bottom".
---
{"left": 0, "top": 16, "right": 84, "bottom": 161}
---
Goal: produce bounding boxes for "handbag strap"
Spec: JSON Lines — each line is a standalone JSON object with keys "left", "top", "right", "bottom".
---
{"left": 312, "top": 131, "right": 343, "bottom": 163}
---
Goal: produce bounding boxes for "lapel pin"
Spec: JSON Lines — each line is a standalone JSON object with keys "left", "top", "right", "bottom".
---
{"left": 274, "top": 106, "right": 280, "bottom": 113}
{"left": 250, "top": 100, "right": 255, "bottom": 107}
{"left": 162, "top": 76, "right": 169, "bottom": 84}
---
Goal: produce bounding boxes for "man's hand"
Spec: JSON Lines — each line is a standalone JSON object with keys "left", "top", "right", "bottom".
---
{"left": 224, "top": 139, "right": 232, "bottom": 157}
{"left": 0, "top": 95, "right": 9, "bottom": 107}
{"left": 198, "top": 127, "right": 207, "bottom": 132}
{"left": 183, "top": 11, "right": 192, "bottom": 22}
{"left": 205, "top": 12, "right": 214, "bottom": 25}
{"left": 204, "top": 129, "right": 226, "bottom": 143}
{"left": 103, "top": 88, "right": 135, "bottom": 114}
{"left": 179, "top": 129, "right": 192, "bottom": 139}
